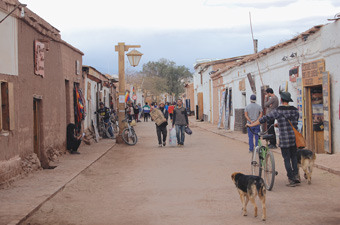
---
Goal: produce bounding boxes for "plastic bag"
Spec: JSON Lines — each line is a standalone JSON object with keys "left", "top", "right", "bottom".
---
{"left": 169, "top": 128, "right": 177, "bottom": 146}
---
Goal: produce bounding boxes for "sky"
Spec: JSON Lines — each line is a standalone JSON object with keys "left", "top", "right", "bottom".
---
{"left": 23, "top": 0, "right": 340, "bottom": 75}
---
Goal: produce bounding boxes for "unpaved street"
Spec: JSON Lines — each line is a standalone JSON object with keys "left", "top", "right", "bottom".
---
{"left": 23, "top": 122, "right": 340, "bottom": 225}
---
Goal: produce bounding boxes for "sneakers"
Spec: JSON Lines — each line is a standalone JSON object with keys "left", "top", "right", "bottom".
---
{"left": 163, "top": 142, "right": 166, "bottom": 146}
{"left": 286, "top": 179, "right": 296, "bottom": 187}
{"left": 158, "top": 144, "right": 162, "bottom": 147}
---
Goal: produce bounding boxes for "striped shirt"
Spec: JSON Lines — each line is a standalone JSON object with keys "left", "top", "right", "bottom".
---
{"left": 259, "top": 105, "right": 299, "bottom": 148}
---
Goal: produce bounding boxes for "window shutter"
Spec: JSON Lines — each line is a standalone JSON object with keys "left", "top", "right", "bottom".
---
{"left": 8, "top": 82, "right": 15, "bottom": 130}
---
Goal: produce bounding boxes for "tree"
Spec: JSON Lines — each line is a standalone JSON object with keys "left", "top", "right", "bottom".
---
{"left": 142, "top": 59, "right": 192, "bottom": 98}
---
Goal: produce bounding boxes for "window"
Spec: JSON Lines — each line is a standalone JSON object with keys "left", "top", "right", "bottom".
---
{"left": 0, "top": 81, "right": 15, "bottom": 132}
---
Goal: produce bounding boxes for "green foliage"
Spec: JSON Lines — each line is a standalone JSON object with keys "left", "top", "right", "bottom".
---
{"left": 141, "top": 58, "right": 192, "bottom": 98}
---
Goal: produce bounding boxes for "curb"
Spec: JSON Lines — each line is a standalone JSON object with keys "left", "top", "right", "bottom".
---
{"left": 15, "top": 142, "right": 116, "bottom": 225}
{"left": 191, "top": 120, "right": 340, "bottom": 176}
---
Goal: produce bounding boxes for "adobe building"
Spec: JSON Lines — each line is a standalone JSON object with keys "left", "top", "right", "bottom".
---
{"left": 193, "top": 56, "right": 249, "bottom": 124}
{"left": 82, "top": 66, "right": 117, "bottom": 132}
{"left": 0, "top": 0, "right": 84, "bottom": 184}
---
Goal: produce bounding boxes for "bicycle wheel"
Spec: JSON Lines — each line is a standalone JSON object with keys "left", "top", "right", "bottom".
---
{"left": 263, "top": 150, "right": 276, "bottom": 191}
{"left": 105, "top": 125, "right": 115, "bottom": 139}
{"left": 251, "top": 146, "right": 262, "bottom": 177}
{"left": 122, "top": 128, "right": 138, "bottom": 145}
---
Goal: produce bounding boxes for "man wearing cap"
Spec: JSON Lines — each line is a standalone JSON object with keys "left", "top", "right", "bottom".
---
{"left": 264, "top": 88, "right": 279, "bottom": 148}
{"left": 245, "top": 94, "right": 263, "bottom": 153}
{"left": 247, "top": 92, "right": 300, "bottom": 187}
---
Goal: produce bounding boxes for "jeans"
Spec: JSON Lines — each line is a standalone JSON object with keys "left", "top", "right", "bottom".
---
{"left": 175, "top": 125, "right": 185, "bottom": 145}
{"left": 104, "top": 118, "right": 114, "bottom": 137}
{"left": 156, "top": 125, "right": 167, "bottom": 144}
{"left": 281, "top": 146, "right": 298, "bottom": 180}
{"left": 248, "top": 125, "right": 260, "bottom": 151}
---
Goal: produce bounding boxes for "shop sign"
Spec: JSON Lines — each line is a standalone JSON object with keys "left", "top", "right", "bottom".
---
{"left": 301, "top": 59, "right": 325, "bottom": 86}
{"left": 34, "top": 40, "right": 45, "bottom": 77}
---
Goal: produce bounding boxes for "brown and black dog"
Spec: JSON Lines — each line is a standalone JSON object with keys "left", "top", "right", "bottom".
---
{"left": 297, "top": 149, "right": 316, "bottom": 184}
{"left": 231, "top": 172, "right": 266, "bottom": 221}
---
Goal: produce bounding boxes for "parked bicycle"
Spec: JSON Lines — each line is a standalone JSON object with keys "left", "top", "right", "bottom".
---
{"left": 110, "top": 113, "right": 119, "bottom": 133}
{"left": 98, "top": 115, "right": 115, "bottom": 139}
{"left": 121, "top": 117, "right": 137, "bottom": 145}
{"left": 249, "top": 124, "right": 278, "bottom": 191}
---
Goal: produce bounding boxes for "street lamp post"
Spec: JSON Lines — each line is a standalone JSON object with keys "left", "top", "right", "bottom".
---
{"left": 115, "top": 42, "right": 142, "bottom": 143}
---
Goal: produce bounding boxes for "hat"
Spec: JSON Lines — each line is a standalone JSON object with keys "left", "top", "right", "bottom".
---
{"left": 250, "top": 94, "right": 256, "bottom": 102}
{"left": 280, "top": 92, "right": 293, "bottom": 102}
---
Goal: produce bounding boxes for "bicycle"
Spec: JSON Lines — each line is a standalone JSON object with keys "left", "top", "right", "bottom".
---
{"left": 98, "top": 116, "right": 115, "bottom": 139}
{"left": 121, "top": 117, "right": 138, "bottom": 145}
{"left": 248, "top": 124, "right": 278, "bottom": 191}
{"left": 110, "top": 113, "right": 119, "bottom": 133}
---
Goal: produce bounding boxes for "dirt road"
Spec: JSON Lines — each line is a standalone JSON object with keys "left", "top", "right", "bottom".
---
{"left": 23, "top": 122, "right": 340, "bottom": 225}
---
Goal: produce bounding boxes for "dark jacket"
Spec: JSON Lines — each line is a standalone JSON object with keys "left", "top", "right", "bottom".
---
{"left": 172, "top": 106, "right": 188, "bottom": 126}
{"left": 259, "top": 105, "right": 299, "bottom": 148}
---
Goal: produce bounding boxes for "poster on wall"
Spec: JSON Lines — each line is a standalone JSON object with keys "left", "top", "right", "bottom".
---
{"left": 289, "top": 66, "right": 299, "bottom": 82}
{"left": 311, "top": 87, "right": 324, "bottom": 131}
{"left": 322, "top": 71, "right": 331, "bottom": 154}
{"left": 34, "top": 40, "right": 45, "bottom": 77}
{"left": 296, "top": 78, "right": 303, "bottom": 132}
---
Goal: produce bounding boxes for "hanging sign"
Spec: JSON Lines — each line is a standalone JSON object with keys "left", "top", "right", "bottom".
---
{"left": 302, "top": 59, "right": 325, "bottom": 86}
{"left": 119, "top": 95, "right": 125, "bottom": 103}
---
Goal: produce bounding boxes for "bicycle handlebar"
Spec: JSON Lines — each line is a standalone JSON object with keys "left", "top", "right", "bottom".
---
{"left": 247, "top": 124, "right": 274, "bottom": 136}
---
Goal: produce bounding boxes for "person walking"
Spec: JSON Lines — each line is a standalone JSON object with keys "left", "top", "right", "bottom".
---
{"left": 247, "top": 92, "right": 300, "bottom": 187}
{"left": 264, "top": 88, "right": 279, "bottom": 148}
{"left": 133, "top": 104, "right": 139, "bottom": 122}
{"left": 168, "top": 103, "right": 175, "bottom": 121}
{"left": 245, "top": 94, "right": 263, "bottom": 153}
{"left": 172, "top": 99, "right": 189, "bottom": 146}
{"left": 155, "top": 102, "right": 169, "bottom": 147}
{"left": 137, "top": 103, "right": 142, "bottom": 122}
{"left": 143, "top": 102, "right": 151, "bottom": 122}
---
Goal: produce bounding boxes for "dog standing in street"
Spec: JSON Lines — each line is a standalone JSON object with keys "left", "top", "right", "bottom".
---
{"left": 297, "top": 149, "right": 316, "bottom": 184}
{"left": 231, "top": 172, "right": 266, "bottom": 221}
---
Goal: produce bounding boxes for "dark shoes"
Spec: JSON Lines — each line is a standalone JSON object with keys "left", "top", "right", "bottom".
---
{"left": 70, "top": 151, "right": 80, "bottom": 154}
{"left": 163, "top": 142, "right": 166, "bottom": 146}
{"left": 286, "top": 179, "right": 300, "bottom": 187}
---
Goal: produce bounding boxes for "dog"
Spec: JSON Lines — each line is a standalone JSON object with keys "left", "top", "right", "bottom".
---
{"left": 297, "top": 149, "right": 316, "bottom": 184}
{"left": 231, "top": 172, "right": 266, "bottom": 221}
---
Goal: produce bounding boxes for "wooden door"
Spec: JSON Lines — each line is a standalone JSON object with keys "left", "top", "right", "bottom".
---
{"left": 197, "top": 92, "right": 203, "bottom": 121}
{"left": 33, "top": 99, "right": 41, "bottom": 159}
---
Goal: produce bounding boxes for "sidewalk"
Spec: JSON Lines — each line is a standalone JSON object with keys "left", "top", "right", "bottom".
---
{"left": 189, "top": 117, "right": 340, "bottom": 176}
{"left": 0, "top": 139, "right": 116, "bottom": 225}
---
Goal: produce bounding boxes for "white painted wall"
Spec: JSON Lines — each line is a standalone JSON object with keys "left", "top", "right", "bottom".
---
{"left": 84, "top": 78, "right": 98, "bottom": 130}
{"left": 0, "top": 10, "right": 18, "bottom": 76}
{"left": 220, "top": 20, "right": 340, "bottom": 153}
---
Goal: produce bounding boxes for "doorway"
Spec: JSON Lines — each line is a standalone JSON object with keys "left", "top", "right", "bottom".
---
{"left": 33, "top": 98, "right": 42, "bottom": 160}
{"left": 65, "top": 80, "right": 70, "bottom": 125}
{"left": 305, "top": 85, "right": 324, "bottom": 153}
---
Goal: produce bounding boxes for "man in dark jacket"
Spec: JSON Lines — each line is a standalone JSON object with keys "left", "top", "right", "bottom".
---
{"left": 247, "top": 92, "right": 299, "bottom": 187}
{"left": 264, "top": 88, "right": 279, "bottom": 148}
{"left": 172, "top": 99, "right": 189, "bottom": 146}
{"left": 156, "top": 102, "right": 169, "bottom": 147}
{"left": 96, "top": 102, "right": 114, "bottom": 138}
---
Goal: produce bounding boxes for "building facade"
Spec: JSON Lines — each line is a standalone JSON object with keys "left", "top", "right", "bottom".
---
{"left": 0, "top": 0, "right": 84, "bottom": 184}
